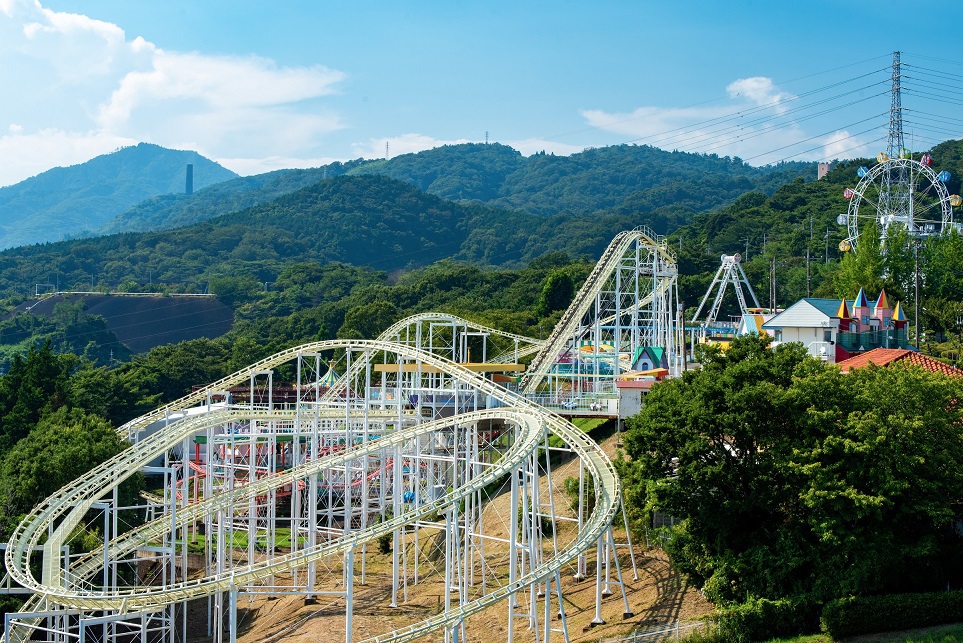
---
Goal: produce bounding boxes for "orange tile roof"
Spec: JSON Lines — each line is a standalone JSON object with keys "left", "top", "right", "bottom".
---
{"left": 836, "top": 347, "right": 961, "bottom": 377}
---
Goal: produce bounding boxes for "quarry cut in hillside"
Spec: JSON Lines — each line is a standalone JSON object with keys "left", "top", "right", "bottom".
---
{"left": 17, "top": 293, "right": 234, "bottom": 353}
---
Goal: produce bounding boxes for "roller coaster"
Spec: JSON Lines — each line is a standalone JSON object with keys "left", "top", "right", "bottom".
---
{"left": 2, "top": 227, "right": 679, "bottom": 643}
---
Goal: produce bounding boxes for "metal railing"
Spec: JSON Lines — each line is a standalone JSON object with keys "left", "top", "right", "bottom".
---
{"left": 600, "top": 620, "right": 708, "bottom": 642}
{"left": 836, "top": 329, "right": 911, "bottom": 352}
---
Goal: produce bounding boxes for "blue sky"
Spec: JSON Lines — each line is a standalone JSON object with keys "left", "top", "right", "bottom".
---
{"left": 1, "top": 0, "right": 961, "bottom": 186}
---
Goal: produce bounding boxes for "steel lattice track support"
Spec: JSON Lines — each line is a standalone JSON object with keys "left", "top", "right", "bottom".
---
{"left": 4, "top": 340, "right": 626, "bottom": 643}
{"left": 520, "top": 226, "right": 681, "bottom": 404}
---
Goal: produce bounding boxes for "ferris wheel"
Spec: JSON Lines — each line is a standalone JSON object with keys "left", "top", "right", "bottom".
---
{"left": 837, "top": 151, "right": 961, "bottom": 254}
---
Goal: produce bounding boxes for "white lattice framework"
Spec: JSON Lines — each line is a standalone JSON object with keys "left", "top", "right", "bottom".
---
{"left": 520, "top": 226, "right": 681, "bottom": 399}
{"left": 4, "top": 341, "right": 628, "bottom": 643}
{"left": 1, "top": 228, "right": 673, "bottom": 643}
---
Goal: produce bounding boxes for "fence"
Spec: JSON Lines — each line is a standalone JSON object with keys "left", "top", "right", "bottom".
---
{"left": 599, "top": 620, "right": 708, "bottom": 642}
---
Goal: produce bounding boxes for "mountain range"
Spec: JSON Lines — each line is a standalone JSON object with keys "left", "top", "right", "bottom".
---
{"left": 0, "top": 143, "right": 237, "bottom": 250}
{"left": 103, "top": 143, "right": 815, "bottom": 237}
{"left": 0, "top": 142, "right": 816, "bottom": 252}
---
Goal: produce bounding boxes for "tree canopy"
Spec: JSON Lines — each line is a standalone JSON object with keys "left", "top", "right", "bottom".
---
{"left": 621, "top": 334, "right": 963, "bottom": 606}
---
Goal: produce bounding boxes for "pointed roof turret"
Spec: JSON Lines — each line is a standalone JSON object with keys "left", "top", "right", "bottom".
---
{"left": 836, "top": 299, "right": 851, "bottom": 319}
{"left": 318, "top": 359, "right": 340, "bottom": 388}
{"left": 893, "top": 301, "right": 906, "bottom": 322}
{"left": 854, "top": 288, "right": 869, "bottom": 308}
{"left": 875, "top": 289, "right": 890, "bottom": 313}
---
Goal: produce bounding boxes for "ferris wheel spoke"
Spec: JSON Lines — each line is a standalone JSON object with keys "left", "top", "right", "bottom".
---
{"left": 840, "top": 152, "right": 955, "bottom": 252}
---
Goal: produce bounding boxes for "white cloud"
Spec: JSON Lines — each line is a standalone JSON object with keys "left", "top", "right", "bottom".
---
{"left": 580, "top": 77, "right": 847, "bottom": 166}
{"left": 353, "top": 133, "right": 474, "bottom": 160}
{"left": 0, "top": 0, "right": 348, "bottom": 186}
{"left": 726, "top": 77, "right": 795, "bottom": 114}
{"left": 822, "top": 130, "right": 875, "bottom": 160}
{"left": 99, "top": 52, "right": 344, "bottom": 124}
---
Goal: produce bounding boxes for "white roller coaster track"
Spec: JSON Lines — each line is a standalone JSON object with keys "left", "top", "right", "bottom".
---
{"left": 317, "top": 312, "right": 544, "bottom": 405}
{"left": 379, "top": 312, "right": 543, "bottom": 349}
{"left": 6, "top": 340, "right": 619, "bottom": 642}
{"left": 7, "top": 227, "right": 673, "bottom": 641}
{"left": 520, "top": 226, "right": 677, "bottom": 393}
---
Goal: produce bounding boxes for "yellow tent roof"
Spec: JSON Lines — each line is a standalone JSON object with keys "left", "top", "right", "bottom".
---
{"left": 619, "top": 367, "right": 669, "bottom": 381}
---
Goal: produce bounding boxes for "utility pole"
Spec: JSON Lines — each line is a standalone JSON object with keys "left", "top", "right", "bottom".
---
{"left": 915, "top": 239, "right": 921, "bottom": 348}
{"left": 825, "top": 227, "right": 829, "bottom": 263}
{"left": 769, "top": 255, "right": 776, "bottom": 312}
{"left": 806, "top": 248, "right": 811, "bottom": 298}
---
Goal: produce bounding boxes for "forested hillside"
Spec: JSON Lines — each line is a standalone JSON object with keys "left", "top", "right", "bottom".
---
{"left": 0, "top": 143, "right": 237, "bottom": 249}
{"left": 1, "top": 138, "right": 962, "bottom": 635}
{"left": 101, "top": 143, "right": 815, "bottom": 236}
{"left": 101, "top": 160, "right": 366, "bottom": 234}
{"left": 4, "top": 139, "right": 963, "bottom": 354}
{"left": 0, "top": 174, "right": 659, "bottom": 299}
{"left": 350, "top": 143, "right": 814, "bottom": 217}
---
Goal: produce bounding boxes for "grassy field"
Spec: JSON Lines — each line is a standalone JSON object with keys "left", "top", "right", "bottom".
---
{"left": 571, "top": 417, "right": 610, "bottom": 433}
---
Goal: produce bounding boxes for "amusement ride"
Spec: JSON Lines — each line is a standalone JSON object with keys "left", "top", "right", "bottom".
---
{"left": 838, "top": 52, "right": 961, "bottom": 253}
{"left": 2, "top": 227, "right": 679, "bottom": 643}
{"left": 5, "top": 50, "right": 963, "bottom": 643}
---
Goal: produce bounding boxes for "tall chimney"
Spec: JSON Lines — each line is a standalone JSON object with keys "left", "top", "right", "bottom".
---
{"left": 186, "top": 164, "right": 194, "bottom": 195}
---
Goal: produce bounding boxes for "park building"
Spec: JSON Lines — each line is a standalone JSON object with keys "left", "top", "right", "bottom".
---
{"left": 761, "top": 288, "right": 910, "bottom": 364}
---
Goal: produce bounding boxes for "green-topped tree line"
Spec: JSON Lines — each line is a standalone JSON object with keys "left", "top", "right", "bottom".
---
{"left": 102, "top": 142, "right": 813, "bottom": 235}
{"left": 620, "top": 334, "right": 963, "bottom": 640}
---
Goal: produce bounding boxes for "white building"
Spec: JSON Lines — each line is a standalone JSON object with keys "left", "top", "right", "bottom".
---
{"left": 761, "top": 298, "right": 846, "bottom": 362}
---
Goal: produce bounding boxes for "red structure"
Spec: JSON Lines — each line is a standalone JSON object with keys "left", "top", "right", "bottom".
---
{"left": 836, "top": 347, "right": 961, "bottom": 377}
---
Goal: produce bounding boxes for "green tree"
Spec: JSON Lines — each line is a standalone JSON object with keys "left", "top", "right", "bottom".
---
{"left": 0, "top": 406, "right": 143, "bottom": 539}
{"left": 337, "top": 300, "right": 400, "bottom": 339}
{"left": 0, "top": 342, "right": 76, "bottom": 450}
{"left": 622, "top": 334, "right": 963, "bottom": 606}
{"left": 68, "top": 362, "right": 159, "bottom": 428}
{"left": 535, "top": 270, "right": 575, "bottom": 317}
{"left": 209, "top": 274, "right": 262, "bottom": 307}
{"left": 833, "top": 220, "right": 885, "bottom": 298}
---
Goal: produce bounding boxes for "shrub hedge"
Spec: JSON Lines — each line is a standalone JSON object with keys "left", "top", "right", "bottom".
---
{"left": 713, "top": 596, "right": 818, "bottom": 642}
{"left": 821, "top": 590, "right": 963, "bottom": 639}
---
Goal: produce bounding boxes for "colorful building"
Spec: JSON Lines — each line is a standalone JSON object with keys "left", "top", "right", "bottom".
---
{"left": 761, "top": 289, "right": 910, "bottom": 363}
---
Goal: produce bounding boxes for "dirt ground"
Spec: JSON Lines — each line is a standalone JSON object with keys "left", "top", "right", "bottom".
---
{"left": 188, "top": 430, "right": 713, "bottom": 642}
